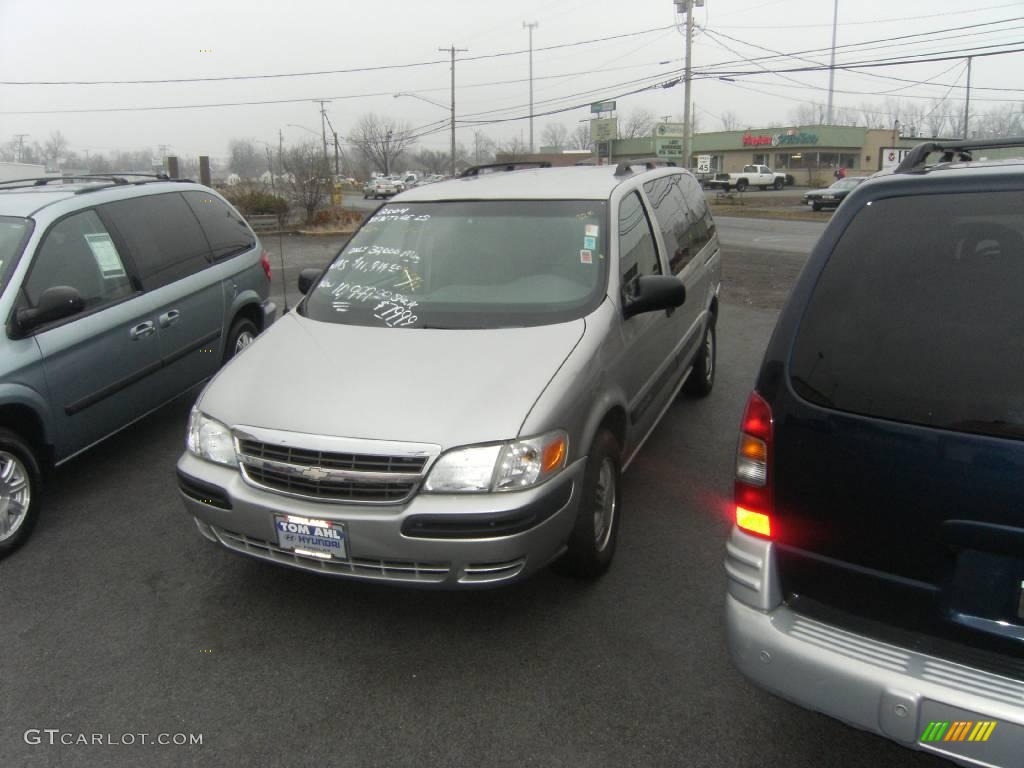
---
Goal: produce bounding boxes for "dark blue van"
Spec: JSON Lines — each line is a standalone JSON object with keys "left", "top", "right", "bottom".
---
{"left": 725, "top": 139, "right": 1024, "bottom": 767}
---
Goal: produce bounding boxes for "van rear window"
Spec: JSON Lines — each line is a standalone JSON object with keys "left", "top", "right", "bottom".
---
{"left": 790, "top": 191, "right": 1024, "bottom": 440}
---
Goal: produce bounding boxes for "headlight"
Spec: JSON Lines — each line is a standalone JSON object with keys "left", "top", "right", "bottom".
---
{"left": 424, "top": 430, "right": 568, "bottom": 493}
{"left": 186, "top": 407, "right": 238, "bottom": 467}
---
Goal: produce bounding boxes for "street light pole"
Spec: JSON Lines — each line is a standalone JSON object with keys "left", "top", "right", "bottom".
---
{"left": 682, "top": 1, "right": 694, "bottom": 169}
{"left": 523, "top": 21, "right": 539, "bottom": 153}
{"left": 313, "top": 100, "right": 331, "bottom": 168}
{"left": 438, "top": 45, "right": 468, "bottom": 177}
{"left": 826, "top": 0, "right": 839, "bottom": 125}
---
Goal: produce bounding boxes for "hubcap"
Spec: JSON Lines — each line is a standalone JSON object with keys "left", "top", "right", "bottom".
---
{"left": 0, "top": 451, "right": 31, "bottom": 542}
{"left": 593, "top": 458, "right": 617, "bottom": 551}
{"left": 704, "top": 329, "right": 715, "bottom": 383}
{"left": 234, "top": 331, "right": 255, "bottom": 355}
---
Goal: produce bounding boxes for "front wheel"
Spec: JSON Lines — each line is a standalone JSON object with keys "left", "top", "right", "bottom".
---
{"left": 224, "top": 317, "right": 259, "bottom": 363}
{"left": 773, "top": 178, "right": 784, "bottom": 190}
{"left": 684, "top": 320, "right": 716, "bottom": 398}
{"left": 735, "top": 179, "right": 748, "bottom": 192}
{"left": 559, "top": 430, "right": 622, "bottom": 578}
{"left": 811, "top": 202, "right": 822, "bottom": 211}
{"left": 0, "top": 429, "right": 43, "bottom": 559}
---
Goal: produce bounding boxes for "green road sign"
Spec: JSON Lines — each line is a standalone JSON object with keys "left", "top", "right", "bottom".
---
{"left": 655, "top": 137, "right": 684, "bottom": 159}
{"left": 590, "top": 101, "right": 616, "bottom": 114}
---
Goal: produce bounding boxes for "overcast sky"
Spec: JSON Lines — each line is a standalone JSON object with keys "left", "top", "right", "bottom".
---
{"left": 1, "top": 0, "right": 1021, "bottom": 162}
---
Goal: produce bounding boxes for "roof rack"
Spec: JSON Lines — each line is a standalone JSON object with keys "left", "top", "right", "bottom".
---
{"left": 895, "top": 137, "right": 1024, "bottom": 173}
{"left": 613, "top": 158, "right": 677, "bottom": 177}
{"left": 459, "top": 161, "right": 552, "bottom": 177}
{"left": 0, "top": 172, "right": 193, "bottom": 194}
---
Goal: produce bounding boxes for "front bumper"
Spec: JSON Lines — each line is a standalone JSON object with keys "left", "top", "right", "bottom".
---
{"left": 260, "top": 298, "right": 277, "bottom": 328}
{"left": 177, "top": 451, "right": 583, "bottom": 588}
{"left": 724, "top": 527, "right": 1024, "bottom": 767}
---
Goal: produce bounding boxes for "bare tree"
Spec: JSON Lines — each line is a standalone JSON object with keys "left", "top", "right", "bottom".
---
{"left": 497, "top": 136, "right": 530, "bottom": 160}
{"left": 568, "top": 124, "right": 593, "bottom": 151}
{"left": 43, "top": 131, "right": 68, "bottom": 167}
{"left": 859, "top": 103, "right": 885, "bottom": 129}
{"left": 901, "top": 102, "right": 927, "bottom": 138}
{"left": 540, "top": 123, "right": 569, "bottom": 150}
{"left": 228, "top": 139, "right": 264, "bottom": 180}
{"left": 282, "top": 140, "right": 332, "bottom": 224}
{"left": 924, "top": 100, "right": 948, "bottom": 138}
{"left": 789, "top": 102, "right": 825, "bottom": 126}
{"left": 619, "top": 108, "right": 656, "bottom": 138}
{"left": 946, "top": 101, "right": 966, "bottom": 139}
{"left": 833, "top": 106, "right": 860, "bottom": 127}
{"left": 472, "top": 131, "right": 496, "bottom": 164}
{"left": 719, "top": 110, "right": 740, "bottom": 131}
{"left": 413, "top": 148, "right": 448, "bottom": 174}
{"left": 976, "top": 103, "right": 1024, "bottom": 138}
{"left": 349, "top": 113, "right": 417, "bottom": 175}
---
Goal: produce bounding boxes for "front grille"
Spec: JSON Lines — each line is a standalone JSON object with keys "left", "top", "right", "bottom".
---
{"left": 242, "top": 464, "right": 415, "bottom": 502}
{"left": 236, "top": 436, "right": 430, "bottom": 504}
{"left": 237, "top": 439, "right": 427, "bottom": 473}
{"left": 460, "top": 558, "right": 527, "bottom": 584}
{"left": 212, "top": 526, "right": 451, "bottom": 583}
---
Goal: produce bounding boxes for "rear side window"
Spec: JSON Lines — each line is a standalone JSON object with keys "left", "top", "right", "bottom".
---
{"left": 103, "top": 192, "right": 211, "bottom": 290}
{"left": 790, "top": 191, "right": 1024, "bottom": 440}
{"left": 643, "top": 174, "right": 714, "bottom": 275}
{"left": 182, "top": 191, "right": 255, "bottom": 261}
{"left": 618, "top": 191, "right": 661, "bottom": 301}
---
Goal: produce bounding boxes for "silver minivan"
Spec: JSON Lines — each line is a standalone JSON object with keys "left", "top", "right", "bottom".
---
{"left": 0, "top": 175, "right": 275, "bottom": 556}
{"left": 178, "top": 162, "right": 721, "bottom": 587}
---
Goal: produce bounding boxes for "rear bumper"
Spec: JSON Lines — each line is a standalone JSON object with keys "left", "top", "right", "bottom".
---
{"left": 725, "top": 527, "right": 1024, "bottom": 767}
{"left": 260, "top": 299, "right": 277, "bottom": 328}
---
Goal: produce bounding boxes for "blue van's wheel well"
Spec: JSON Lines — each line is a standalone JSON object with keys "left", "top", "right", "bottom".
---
{"left": 0, "top": 405, "right": 51, "bottom": 471}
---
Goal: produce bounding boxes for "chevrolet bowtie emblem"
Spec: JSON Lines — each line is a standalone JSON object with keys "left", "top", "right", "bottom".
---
{"left": 301, "top": 466, "right": 330, "bottom": 481}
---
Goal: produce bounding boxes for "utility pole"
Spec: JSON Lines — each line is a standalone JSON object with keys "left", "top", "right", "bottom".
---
{"left": 963, "top": 56, "right": 973, "bottom": 139}
{"left": 826, "top": 0, "right": 838, "bottom": 125}
{"left": 523, "top": 21, "right": 539, "bottom": 153}
{"left": 674, "top": 0, "right": 702, "bottom": 169}
{"left": 439, "top": 45, "right": 468, "bottom": 177}
{"left": 314, "top": 100, "right": 331, "bottom": 169}
{"left": 322, "top": 109, "right": 342, "bottom": 177}
{"left": 384, "top": 128, "right": 393, "bottom": 176}
{"left": 14, "top": 134, "right": 28, "bottom": 162}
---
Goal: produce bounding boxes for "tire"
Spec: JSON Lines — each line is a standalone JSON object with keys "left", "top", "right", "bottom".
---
{"left": 759, "top": 185, "right": 767, "bottom": 191}
{"left": 723, "top": 184, "right": 730, "bottom": 192}
{"left": 683, "top": 320, "right": 716, "bottom": 398}
{"left": 224, "top": 317, "right": 259, "bottom": 364}
{"left": 735, "top": 179, "right": 748, "bottom": 192}
{"left": 773, "top": 178, "right": 784, "bottom": 190}
{"left": 0, "top": 429, "right": 43, "bottom": 559}
{"left": 559, "top": 430, "right": 622, "bottom": 578}
{"left": 811, "top": 202, "right": 822, "bottom": 211}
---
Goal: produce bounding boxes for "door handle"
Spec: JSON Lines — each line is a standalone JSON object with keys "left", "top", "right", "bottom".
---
{"left": 129, "top": 321, "right": 155, "bottom": 340}
{"left": 159, "top": 310, "right": 180, "bottom": 328}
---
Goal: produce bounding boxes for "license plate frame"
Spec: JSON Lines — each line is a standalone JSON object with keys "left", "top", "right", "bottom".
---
{"left": 274, "top": 514, "right": 347, "bottom": 560}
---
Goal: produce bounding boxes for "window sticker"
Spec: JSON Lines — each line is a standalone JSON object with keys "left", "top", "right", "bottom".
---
{"left": 583, "top": 236, "right": 596, "bottom": 250}
{"left": 83, "top": 233, "right": 126, "bottom": 278}
{"left": 580, "top": 249, "right": 593, "bottom": 264}
{"left": 584, "top": 224, "right": 599, "bottom": 238}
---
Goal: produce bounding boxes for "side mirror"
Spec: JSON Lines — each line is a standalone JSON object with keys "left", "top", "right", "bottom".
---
{"left": 14, "top": 286, "right": 85, "bottom": 335}
{"left": 297, "top": 268, "right": 321, "bottom": 295}
{"left": 623, "top": 275, "right": 686, "bottom": 319}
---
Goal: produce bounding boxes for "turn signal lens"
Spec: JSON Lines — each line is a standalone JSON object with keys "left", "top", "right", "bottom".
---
{"left": 736, "top": 506, "right": 771, "bottom": 537}
{"left": 260, "top": 250, "right": 272, "bottom": 281}
{"left": 542, "top": 437, "right": 567, "bottom": 473}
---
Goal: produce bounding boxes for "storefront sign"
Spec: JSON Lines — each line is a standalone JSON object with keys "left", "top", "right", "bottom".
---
{"left": 742, "top": 132, "right": 820, "bottom": 147}
{"left": 656, "top": 122, "right": 686, "bottom": 137}
{"left": 591, "top": 118, "right": 617, "bottom": 142}
{"left": 655, "top": 137, "right": 684, "bottom": 159}
{"left": 591, "top": 101, "right": 617, "bottom": 114}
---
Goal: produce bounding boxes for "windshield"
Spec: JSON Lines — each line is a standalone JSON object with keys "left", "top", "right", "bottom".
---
{"left": 0, "top": 217, "right": 32, "bottom": 294}
{"left": 302, "top": 200, "right": 608, "bottom": 329}
{"left": 831, "top": 178, "right": 863, "bottom": 190}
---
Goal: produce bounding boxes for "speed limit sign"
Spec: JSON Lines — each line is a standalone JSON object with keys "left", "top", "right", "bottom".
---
{"left": 696, "top": 154, "right": 711, "bottom": 173}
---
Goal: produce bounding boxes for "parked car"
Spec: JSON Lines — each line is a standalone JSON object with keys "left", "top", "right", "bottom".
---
{"left": 0, "top": 174, "right": 275, "bottom": 556}
{"left": 704, "top": 164, "right": 788, "bottom": 191}
{"left": 369, "top": 178, "right": 400, "bottom": 199}
{"left": 725, "top": 138, "right": 1024, "bottom": 766}
{"left": 802, "top": 176, "right": 868, "bottom": 210}
{"left": 362, "top": 179, "right": 376, "bottom": 199}
{"left": 178, "top": 161, "right": 722, "bottom": 588}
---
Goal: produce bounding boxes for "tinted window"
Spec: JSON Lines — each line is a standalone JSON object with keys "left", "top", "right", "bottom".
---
{"left": 790, "top": 191, "right": 1024, "bottom": 440}
{"left": 618, "top": 191, "right": 660, "bottom": 301}
{"left": 643, "top": 174, "right": 712, "bottom": 275}
{"left": 25, "top": 210, "right": 134, "bottom": 310}
{"left": 302, "top": 201, "right": 608, "bottom": 330}
{"left": 0, "top": 217, "right": 32, "bottom": 295}
{"left": 182, "top": 191, "right": 255, "bottom": 261}
{"left": 103, "top": 192, "right": 210, "bottom": 290}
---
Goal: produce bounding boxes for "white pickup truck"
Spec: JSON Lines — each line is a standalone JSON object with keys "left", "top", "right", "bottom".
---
{"left": 704, "top": 164, "right": 788, "bottom": 191}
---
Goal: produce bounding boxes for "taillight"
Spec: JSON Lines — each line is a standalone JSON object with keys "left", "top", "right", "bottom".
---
{"left": 260, "top": 250, "right": 272, "bottom": 281}
{"left": 735, "top": 390, "right": 773, "bottom": 538}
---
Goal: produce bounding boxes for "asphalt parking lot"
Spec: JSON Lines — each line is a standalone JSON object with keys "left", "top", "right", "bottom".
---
{"left": 0, "top": 218, "right": 948, "bottom": 768}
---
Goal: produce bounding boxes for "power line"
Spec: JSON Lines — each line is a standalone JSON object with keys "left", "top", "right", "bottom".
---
{"left": 713, "top": 1, "right": 1023, "bottom": 29}
{"left": 0, "top": 25, "right": 675, "bottom": 86}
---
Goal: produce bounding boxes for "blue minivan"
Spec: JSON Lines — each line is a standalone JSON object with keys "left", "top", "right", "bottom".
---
{"left": 0, "top": 174, "right": 275, "bottom": 556}
{"left": 725, "top": 139, "right": 1024, "bottom": 767}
